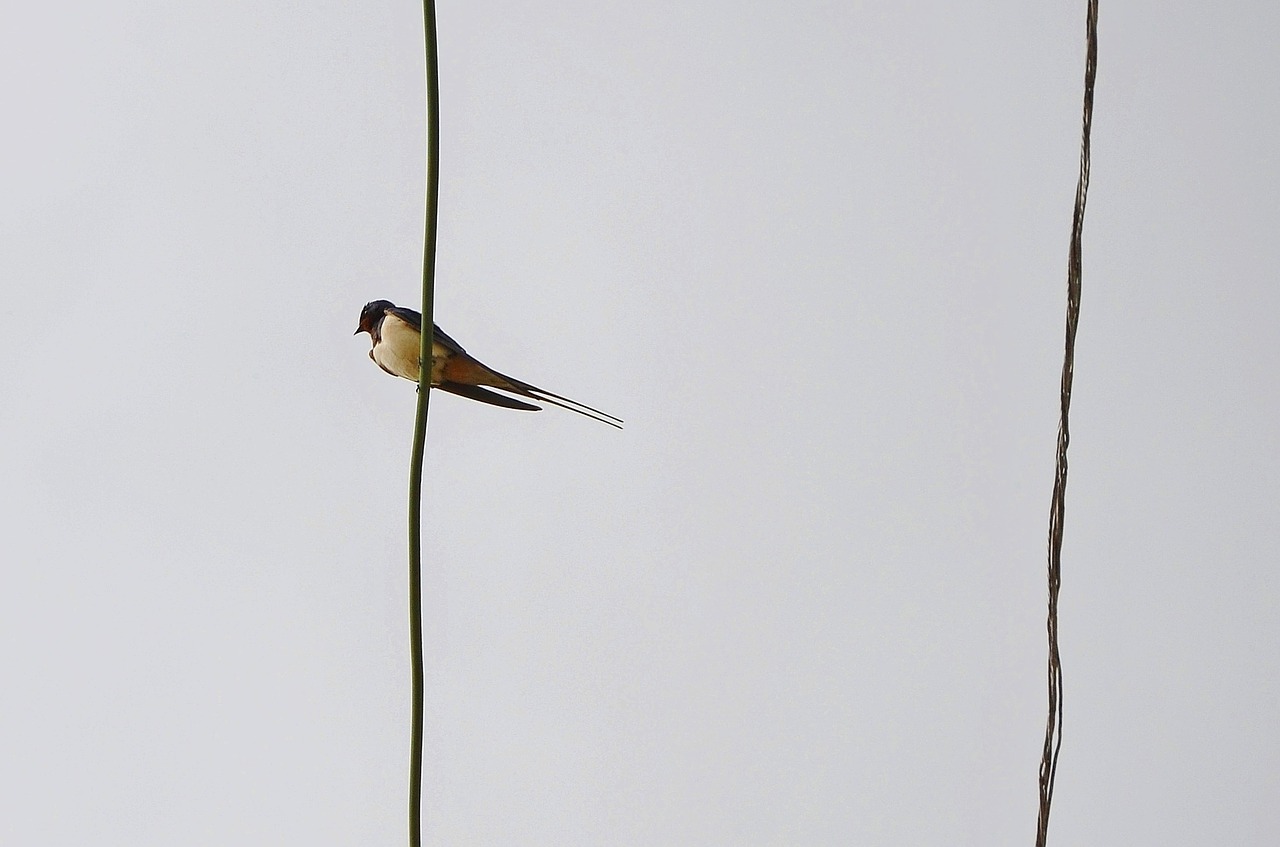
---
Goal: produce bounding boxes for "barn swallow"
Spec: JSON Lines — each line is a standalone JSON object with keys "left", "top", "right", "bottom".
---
{"left": 355, "top": 300, "right": 622, "bottom": 429}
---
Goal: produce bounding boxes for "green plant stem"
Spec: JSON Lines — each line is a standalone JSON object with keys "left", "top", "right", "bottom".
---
{"left": 407, "top": 0, "right": 440, "bottom": 845}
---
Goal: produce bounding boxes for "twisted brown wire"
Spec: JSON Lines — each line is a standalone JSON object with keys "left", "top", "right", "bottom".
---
{"left": 1036, "top": 2, "right": 1099, "bottom": 844}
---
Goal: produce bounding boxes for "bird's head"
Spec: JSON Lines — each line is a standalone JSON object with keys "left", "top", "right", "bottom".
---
{"left": 355, "top": 300, "right": 395, "bottom": 335}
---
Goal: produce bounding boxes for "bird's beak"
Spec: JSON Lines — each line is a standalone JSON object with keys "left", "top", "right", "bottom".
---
{"left": 354, "top": 327, "right": 362, "bottom": 335}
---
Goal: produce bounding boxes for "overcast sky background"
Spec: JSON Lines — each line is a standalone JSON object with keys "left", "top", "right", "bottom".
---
{"left": 3, "top": 1, "right": 1279, "bottom": 844}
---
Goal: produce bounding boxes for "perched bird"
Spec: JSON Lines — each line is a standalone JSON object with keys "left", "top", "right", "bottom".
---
{"left": 355, "top": 300, "right": 622, "bottom": 429}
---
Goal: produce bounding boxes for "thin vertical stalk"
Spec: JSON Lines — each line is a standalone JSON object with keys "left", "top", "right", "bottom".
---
{"left": 1036, "top": 1, "right": 1098, "bottom": 844}
{"left": 407, "top": 0, "right": 440, "bottom": 845}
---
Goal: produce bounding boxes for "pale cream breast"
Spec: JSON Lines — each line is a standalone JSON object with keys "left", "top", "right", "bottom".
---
{"left": 372, "top": 314, "right": 423, "bottom": 380}
{"left": 372, "top": 314, "right": 453, "bottom": 383}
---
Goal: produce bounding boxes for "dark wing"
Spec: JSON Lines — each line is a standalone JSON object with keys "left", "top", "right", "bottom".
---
{"left": 481, "top": 366, "right": 624, "bottom": 429}
{"left": 437, "top": 382, "right": 541, "bottom": 412}
{"left": 385, "top": 307, "right": 469, "bottom": 355}
{"left": 430, "top": 323, "right": 468, "bottom": 355}
{"left": 386, "top": 305, "right": 422, "bottom": 330}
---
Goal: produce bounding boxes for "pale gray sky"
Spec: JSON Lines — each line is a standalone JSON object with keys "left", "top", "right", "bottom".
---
{"left": 3, "top": 1, "right": 1279, "bottom": 844}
